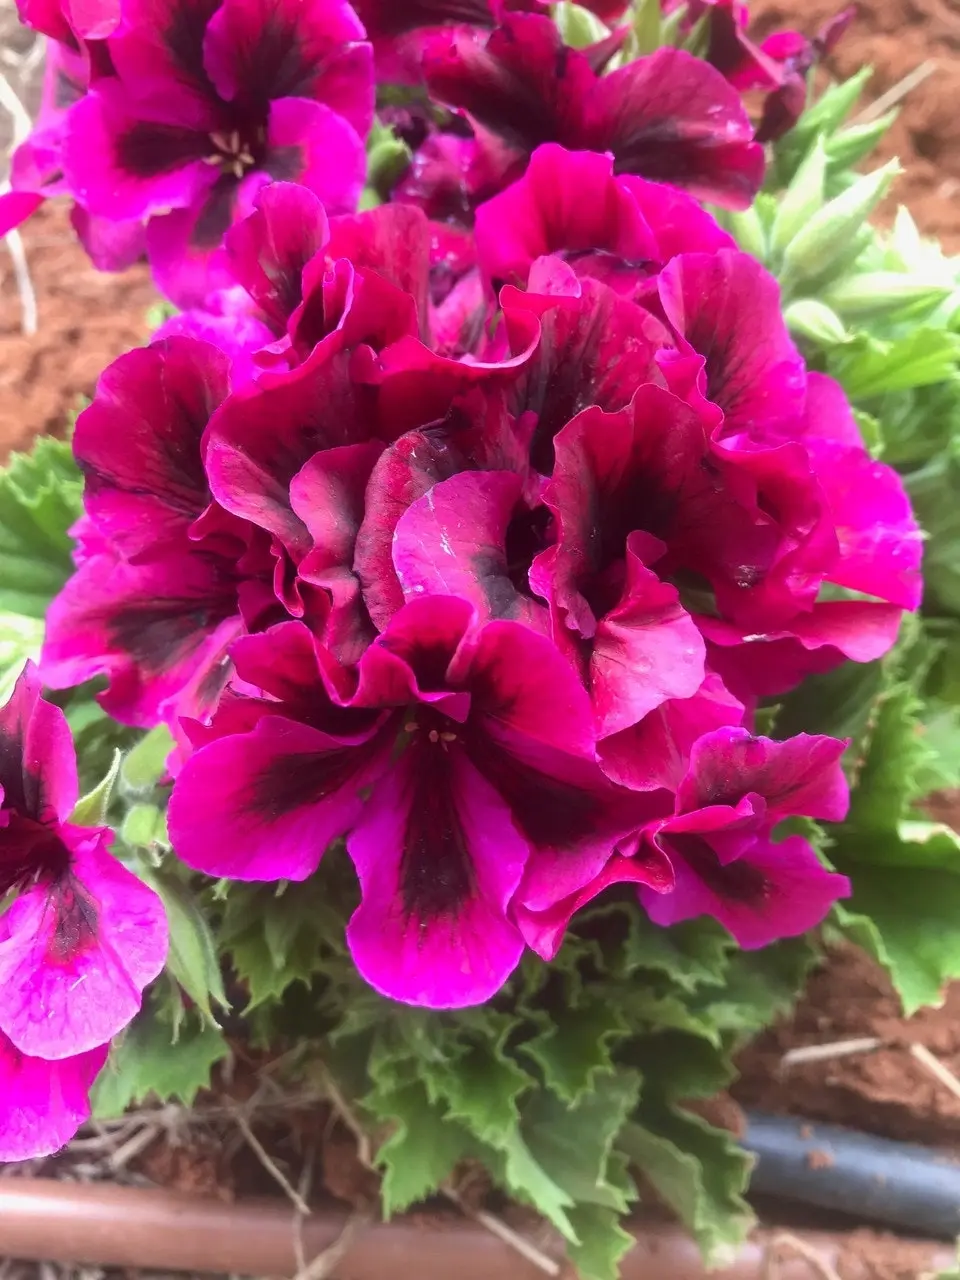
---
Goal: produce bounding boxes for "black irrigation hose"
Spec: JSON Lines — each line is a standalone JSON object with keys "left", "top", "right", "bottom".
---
{"left": 743, "top": 1110, "right": 960, "bottom": 1240}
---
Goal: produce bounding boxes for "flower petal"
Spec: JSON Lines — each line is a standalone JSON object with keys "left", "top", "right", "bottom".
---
{"left": 75, "top": 337, "right": 229, "bottom": 559}
{"left": 0, "top": 1032, "right": 108, "bottom": 1162}
{"left": 643, "top": 828, "right": 850, "bottom": 949}
{"left": 346, "top": 743, "right": 526, "bottom": 1007}
{"left": 168, "top": 713, "right": 388, "bottom": 880}
{"left": 0, "top": 661, "right": 77, "bottom": 825}
{"left": 0, "top": 829, "right": 167, "bottom": 1059}
{"left": 678, "top": 726, "right": 849, "bottom": 822}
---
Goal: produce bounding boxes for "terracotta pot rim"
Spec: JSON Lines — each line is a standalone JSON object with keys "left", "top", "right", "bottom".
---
{"left": 0, "top": 1177, "right": 954, "bottom": 1279}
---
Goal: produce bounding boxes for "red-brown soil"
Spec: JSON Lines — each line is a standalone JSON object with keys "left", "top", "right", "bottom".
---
{"left": 0, "top": 202, "right": 156, "bottom": 460}
{"left": 735, "top": 943, "right": 960, "bottom": 1149}
{"left": 751, "top": 0, "right": 960, "bottom": 251}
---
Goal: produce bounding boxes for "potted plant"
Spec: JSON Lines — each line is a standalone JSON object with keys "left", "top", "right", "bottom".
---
{"left": 0, "top": 1, "right": 959, "bottom": 1276}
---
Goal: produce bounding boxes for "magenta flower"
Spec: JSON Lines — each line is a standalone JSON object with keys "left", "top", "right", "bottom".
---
{"left": 637, "top": 728, "right": 851, "bottom": 947}
{"left": 0, "top": 1031, "right": 108, "bottom": 1162}
{"left": 60, "top": 0, "right": 373, "bottom": 303}
{"left": 474, "top": 143, "right": 733, "bottom": 298}
{"left": 422, "top": 13, "right": 764, "bottom": 210}
{"left": 0, "top": 665, "right": 167, "bottom": 1062}
{"left": 17, "top": 0, "right": 119, "bottom": 41}
{"left": 168, "top": 598, "right": 663, "bottom": 1006}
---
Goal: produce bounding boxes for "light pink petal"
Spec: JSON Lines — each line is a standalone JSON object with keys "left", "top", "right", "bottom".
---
{"left": 0, "top": 1032, "right": 108, "bottom": 1162}
{"left": 0, "top": 830, "right": 167, "bottom": 1059}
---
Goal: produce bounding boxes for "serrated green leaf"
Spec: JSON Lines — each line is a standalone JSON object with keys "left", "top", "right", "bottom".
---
{"left": 521, "top": 998, "right": 629, "bottom": 1103}
{"left": 91, "top": 1005, "right": 228, "bottom": 1118}
{"left": 843, "top": 684, "right": 931, "bottom": 833}
{"left": 220, "top": 881, "right": 335, "bottom": 1010}
{"left": 0, "top": 436, "right": 82, "bottom": 618}
{"left": 565, "top": 1203, "right": 636, "bottom": 1280}
{"left": 141, "top": 866, "right": 226, "bottom": 1021}
{"left": 121, "top": 725, "right": 175, "bottom": 793}
{"left": 432, "top": 1018, "right": 533, "bottom": 1145}
{"left": 366, "top": 1079, "right": 475, "bottom": 1215}
{"left": 836, "top": 869, "right": 960, "bottom": 1013}
{"left": 692, "top": 938, "right": 816, "bottom": 1042}
{"left": 493, "top": 1129, "right": 577, "bottom": 1237}
{"left": 520, "top": 1070, "right": 640, "bottom": 1214}
{"left": 615, "top": 912, "right": 731, "bottom": 992}
{"left": 626, "top": 1032, "right": 735, "bottom": 1101}
{"left": 620, "top": 1107, "right": 753, "bottom": 1266}
{"left": 69, "top": 749, "right": 121, "bottom": 826}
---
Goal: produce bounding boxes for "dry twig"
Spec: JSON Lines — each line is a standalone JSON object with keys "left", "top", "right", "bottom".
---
{"left": 780, "top": 1036, "right": 882, "bottom": 1071}
{"left": 763, "top": 1231, "right": 842, "bottom": 1280}
{"left": 291, "top": 1209, "right": 373, "bottom": 1280}
{"left": 910, "top": 1042, "right": 960, "bottom": 1104}
{"left": 231, "top": 1107, "right": 311, "bottom": 1217}
{"left": 0, "top": 65, "right": 37, "bottom": 334}
{"left": 850, "top": 60, "right": 938, "bottom": 126}
{"left": 441, "top": 1185, "right": 561, "bottom": 1278}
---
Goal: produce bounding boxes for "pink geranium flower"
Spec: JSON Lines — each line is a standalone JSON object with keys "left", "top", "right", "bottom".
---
{"left": 0, "top": 665, "right": 168, "bottom": 1062}
{"left": 167, "top": 599, "right": 668, "bottom": 1006}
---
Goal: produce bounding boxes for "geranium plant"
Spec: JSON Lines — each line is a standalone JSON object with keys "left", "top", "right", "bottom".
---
{"left": 1, "top": 0, "right": 959, "bottom": 1275}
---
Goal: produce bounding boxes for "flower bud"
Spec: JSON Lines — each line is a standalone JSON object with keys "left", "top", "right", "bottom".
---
{"left": 822, "top": 272, "right": 953, "bottom": 322}
{"left": 791, "top": 67, "right": 873, "bottom": 146}
{"left": 554, "top": 2, "right": 609, "bottom": 48}
{"left": 784, "top": 299, "right": 851, "bottom": 346}
{"left": 771, "top": 137, "right": 828, "bottom": 258}
{"left": 632, "top": 0, "right": 662, "bottom": 54}
{"left": 721, "top": 204, "right": 768, "bottom": 263}
{"left": 780, "top": 159, "right": 900, "bottom": 290}
{"left": 826, "top": 111, "right": 898, "bottom": 173}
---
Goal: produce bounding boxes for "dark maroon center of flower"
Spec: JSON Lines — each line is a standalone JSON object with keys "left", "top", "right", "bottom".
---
{"left": 666, "top": 832, "right": 770, "bottom": 907}
{"left": 0, "top": 815, "right": 72, "bottom": 900}
{"left": 399, "top": 726, "right": 475, "bottom": 923}
{"left": 46, "top": 878, "right": 100, "bottom": 963}
{"left": 504, "top": 504, "right": 553, "bottom": 597}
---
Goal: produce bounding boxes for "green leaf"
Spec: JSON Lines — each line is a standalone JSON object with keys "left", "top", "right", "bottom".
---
{"left": 836, "top": 868, "right": 960, "bottom": 1013}
{"left": 220, "top": 881, "right": 336, "bottom": 1010}
{"left": 520, "top": 1070, "right": 641, "bottom": 1214}
{"left": 691, "top": 938, "right": 816, "bottom": 1042}
{"left": 615, "top": 911, "right": 731, "bottom": 992}
{"left": 91, "top": 1004, "right": 229, "bottom": 1118}
{"left": 620, "top": 1106, "right": 753, "bottom": 1266}
{"left": 69, "top": 750, "right": 121, "bottom": 826}
{"left": 565, "top": 1204, "right": 635, "bottom": 1280}
{"left": 553, "top": 1, "right": 608, "bottom": 47}
{"left": 0, "top": 613, "right": 44, "bottom": 702}
{"left": 521, "top": 998, "right": 629, "bottom": 1103}
{"left": 0, "top": 436, "right": 83, "bottom": 617}
{"left": 121, "top": 725, "right": 175, "bottom": 793}
{"left": 141, "top": 866, "right": 226, "bottom": 1021}
{"left": 431, "top": 1017, "right": 533, "bottom": 1145}
{"left": 366, "top": 1079, "right": 475, "bottom": 1215}
{"left": 843, "top": 682, "right": 932, "bottom": 835}
{"left": 492, "top": 1129, "right": 576, "bottom": 1237}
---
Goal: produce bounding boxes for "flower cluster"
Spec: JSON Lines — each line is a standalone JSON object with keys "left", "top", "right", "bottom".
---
{"left": 38, "top": 133, "right": 921, "bottom": 1010}
{"left": 0, "top": 665, "right": 167, "bottom": 1160}
{"left": 2, "top": 0, "right": 374, "bottom": 303}
{"left": 1, "top": 0, "right": 849, "bottom": 301}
